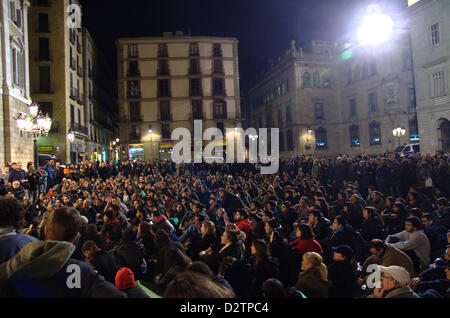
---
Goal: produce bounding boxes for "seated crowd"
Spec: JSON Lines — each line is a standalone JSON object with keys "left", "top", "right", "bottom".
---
{"left": 0, "top": 151, "right": 449, "bottom": 298}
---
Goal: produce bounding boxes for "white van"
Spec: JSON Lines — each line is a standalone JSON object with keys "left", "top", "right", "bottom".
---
{"left": 394, "top": 143, "right": 420, "bottom": 157}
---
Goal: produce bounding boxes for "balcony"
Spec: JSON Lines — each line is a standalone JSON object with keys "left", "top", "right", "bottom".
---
{"left": 190, "top": 90, "right": 202, "bottom": 97}
{"left": 70, "top": 122, "right": 89, "bottom": 136}
{"left": 88, "top": 69, "right": 95, "bottom": 79}
{"left": 129, "top": 133, "right": 141, "bottom": 141}
{"left": 158, "top": 113, "right": 173, "bottom": 121}
{"left": 213, "top": 113, "right": 227, "bottom": 120}
{"left": 161, "top": 131, "right": 171, "bottom": 140}
{"left": 212, "top": 89, "right": 226, "bottom": 97}
{"left": 126, "top": 70, "right": 140, "bottom": 77}
{"left": 78, "top": 93, "right": 85, "bottom": 105}
{"left": 49, "top": 120, "right": 59, "bottom": 133}
{"left": 189, "top": 112, "right": 206, "bottom": 120}
{"left": 69, "top": 88, "right": 79, "bottom": 101}
{"left": 127, "top": 92, "right": 141, "bottom": 99}
{"left": 130, "top": 113, "right": 143, "bottom": 122}
{"left": 36, "top": 0, "right": 51, "bottom": 7}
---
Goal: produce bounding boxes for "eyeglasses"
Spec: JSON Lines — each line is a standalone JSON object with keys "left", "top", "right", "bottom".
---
{"left": 381, "top": 274, "right": 394, "bottom": 280}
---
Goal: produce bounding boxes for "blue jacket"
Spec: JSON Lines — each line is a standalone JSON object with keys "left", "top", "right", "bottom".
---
{"left": 0, "top": 231, "right": 39, "bottom": 264}
{"left": 44, "top": 165, "right": 54, "bottom": 180}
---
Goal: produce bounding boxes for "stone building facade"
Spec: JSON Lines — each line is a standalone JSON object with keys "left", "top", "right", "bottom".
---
{"left": 28, "top": 0, "right": 87, "bottom": 163}
{"left": 408, "top": 0, "right": 450, "bottom": 154}
{"left": 0, "top": 0, "right": 34, "bottom": 168}
{"left": 247, "top": 34, "right": 417, "bottom": 157}
{"left": 116, "top": 33, "right": 241, "bottom": 161}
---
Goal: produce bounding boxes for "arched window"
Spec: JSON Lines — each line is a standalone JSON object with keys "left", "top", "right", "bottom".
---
{"left": 302, "top": 72, "right": 311, "bottom": 88}
{"left": 354, "top": 65, "right": 360, "bottom": 81}
{"left": 315, "top": 127, "right": 327, "bottom": 149}
{"left": 369, "top": 121, "right": 381, "bottom": 145}
{"left": 313, "top": 72, "right": 321, "bottom": 88}
{"left": 350, "top": 125, "right": 360, "bottom": 146}
{"left": 287, "top": 130, "right": 294, "bottom": 151}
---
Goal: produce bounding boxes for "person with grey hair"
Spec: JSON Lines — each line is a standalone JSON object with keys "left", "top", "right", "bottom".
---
{"left": 370, "top": 265, "right": 419, "bottom": 298}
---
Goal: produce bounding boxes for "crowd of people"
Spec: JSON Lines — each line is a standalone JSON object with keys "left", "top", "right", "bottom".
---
{"left": 0, "top": 151, "right": 449, "bottom": 298}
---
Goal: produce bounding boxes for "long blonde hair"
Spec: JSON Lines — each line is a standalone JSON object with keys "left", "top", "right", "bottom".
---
{"left": 303, "top": 252, "right": 328, "bottom": 281}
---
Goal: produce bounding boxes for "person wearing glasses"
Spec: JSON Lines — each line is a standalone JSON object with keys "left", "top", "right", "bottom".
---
{"left": 370, "top": 265, "right": 419, "bottom": 298}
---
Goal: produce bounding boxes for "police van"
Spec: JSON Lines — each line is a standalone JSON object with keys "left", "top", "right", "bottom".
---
{"left": 394, "top": 143, "right": 420, "bottom": 157}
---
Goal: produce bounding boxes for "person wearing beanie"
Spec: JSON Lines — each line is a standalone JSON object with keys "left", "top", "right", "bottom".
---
{"left": 371, "top": 265, "right": 419, "bottom": 298}
{"left": 115, "top": 267, "right": 148, "bottom": 298}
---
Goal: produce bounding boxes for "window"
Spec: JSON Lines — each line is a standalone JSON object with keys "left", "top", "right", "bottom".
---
{"left": 369, "top": 92, "right": 378, "bottom": 113}
{"left": 432, "top": 71, "right": 446, "bottom": 97}
{"left": 217, "top": 122, "right": 224, "bottom": 135}
{"left": 409, "top": 117, "right": 419, "bottom": 142}
{"left": 10, "top": 0, "right": 22, "bottom": 28}
{"left": 77, "top": 108, "right": 81, "bottom": 125}
{"left": 70, "top": 72, "right": 73, "bottom": 95}
{"left": 287, "top": 130, "right": 294, "bottom": 151}
{"left": 431, "top": 23, "right": 440, "bottom": 46}
{"left": 70, "top": 104, "right": 75, "bottom": 123}
{"left": 281, "top": 82, "right": 286, "bottom": 94}
{"left": 37, "top": 0, "right": 49, "bottom": 6}
{"left": 11, "top": 47, "right": 24, "bottom": 88}
{"left": 213, "top": 100, "right": 227, "bottom": 119}
{"left": 39, "top": 102, "right": 53, "bottom": 118}
{"left": 129, "top": 102, "right": 141, "bottom": 121}
{"left": 278, "top": 109, "right": 283, "bottom": 126}
{"left": 38, "top": 13, "right": 49, "bottom": 32}
{"left": 158, "top": 79, "right": 170, "bottom": 97}
{"left": 190, "top": 59, "right": 200, "bottom": 74}
{"left": 349, "top": 125, "right": 360, "bottom": 147}
{"left": 189, "top": 43, "right": 199, "bottom": 56}
{"left": 162, "top": 124, "right": 171, "bottom": 139}
{"left": 315, "top": 127, "right": 327, "bottom": 149}
{"left": 347, "top": 69, "right": 352, "bottom": 84}
{"left": 159, "top": 101, "right": 171, "bottom": 121}
{"left": 313, "top": 72, "right": 321, "bottom": 88}
{"left": 158, "top": 44, "right": 168, "bottom": 57}
{"left": 322, "top": 74, "right": 331, "bottom": 88}
{"left": 213, "top": 44, "right": 222, "bottom": 57}
{"left": 128, "top": 44, "right": 138, "bottom": 58}
{"left": 370, "top": 59, "right": 377, "bottom": 76}
{"left": 314, "top": 103, "right": 324, "bottom": 119}
{"left": 286, "top": 104, "right": 292, "bottom": 123}
{"left": 279, "top": 132, "right": 285, "bottom": 152}
{"left": 354, "top": 65, "right": 360, "bottom": 81}
{"left": 303, "top": 72, "right": 311, "bottom": 88}
{"left": 190, "top": 78, "right": 202, "bottom": 96}
{"left": 212, "top": 78, "right": 225, "bottom": 96}
{"left": 39, "top": 38, "right": 50, "bottom": 60}
{"left": 192, "top": 100, "right": 203, "bottom": 119}
{"left": 213, "top": 60, "right": 224, "bottom": 74}
{"left": 158, "top": 59, "right": 169, "bottom": 75}
{"left": 349, "top": 99, "right": 357, "bottom": 117}
{"left": 131, "top": 125, "right": 140, "bottom": 139}
{"left": 408, "top": 88, "right": 416, "bottom": 109}
{"left": 39, "top": 66, "right": 51, "bottom": 93}
{"left": 369, "top": 121, "right": 381, "bottom": 145}
{"left": 402, "top": 49, "right": 412, "bottom": 71}
{"left": 127, "top": 80, "right": 140, "bottom": 97}
{"left": 128, "top": 61, "right": 139, "bottom": 76}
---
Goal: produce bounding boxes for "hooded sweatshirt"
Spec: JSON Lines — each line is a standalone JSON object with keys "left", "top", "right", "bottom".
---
{"left": 0, "top": 241, "right": 125, "bottom": 298}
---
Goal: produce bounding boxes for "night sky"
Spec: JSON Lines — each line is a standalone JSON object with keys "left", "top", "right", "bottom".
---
{"left": 79, "top": 0, "right": 407, "bottom": 90}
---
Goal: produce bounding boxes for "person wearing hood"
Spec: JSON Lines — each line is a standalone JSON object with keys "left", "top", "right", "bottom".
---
{"left": 109, "top": 226, "right": 148, "bottom": 281}
{"left": 370, "top": 265, "right": 419, "bottom": 298}
{"left": 0, "top": 206, "right": 125, "bottom": 298}
{"left": 115, "top": 267, "right": 148, "bottom": 298}
{"left": 327, "top": 245, "right": 357, "bottom": 298}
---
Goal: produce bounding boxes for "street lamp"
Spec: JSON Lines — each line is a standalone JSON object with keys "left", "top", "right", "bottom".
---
{"left": 393, "top": 127, "right": 406, "bottom": 148}
{"left": 357, "top": 12, "right": 394, "bottom": 46}
{"left": 15, "top": 102, "right": 52, "bottom": 168}
{"left": 148, "top": 124, "right": 153, "bottom": 161}
{"left": 67, "top": 131, "right": 76, "bottom": 163}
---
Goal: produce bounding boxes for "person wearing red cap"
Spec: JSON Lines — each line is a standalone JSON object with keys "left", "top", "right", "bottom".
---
{"left": 115, "top": 267, "right": 148, "bottom": 298}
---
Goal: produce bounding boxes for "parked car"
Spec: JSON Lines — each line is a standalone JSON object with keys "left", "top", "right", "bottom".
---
{"left": 394, "top": 143, "right": 420, "bottom": 157}
{"left": 38, "top": 154, "right": 59, "bottom": 167}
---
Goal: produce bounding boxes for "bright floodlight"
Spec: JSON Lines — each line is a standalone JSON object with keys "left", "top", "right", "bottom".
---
{"left": 358, "top": 12, "right": 394, "bottom": 46}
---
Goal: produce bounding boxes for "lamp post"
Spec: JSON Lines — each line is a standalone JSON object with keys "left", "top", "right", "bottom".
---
{"left": 393, "top": 127, "right": 406, "bottom": 148}
{"left": 356, "top": 7, "right": 419, "bottom": 142}
{"left": 15, "top": 102, "right": 52, "bottom": 169}
{"left": 67, "top": 131, "right": 76, "bottom": 163}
